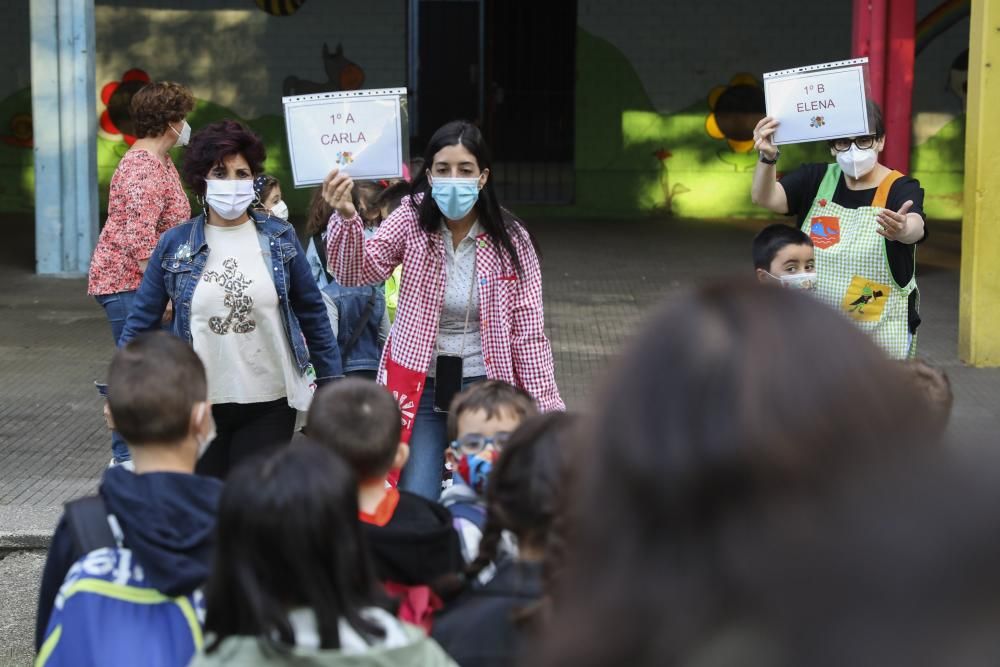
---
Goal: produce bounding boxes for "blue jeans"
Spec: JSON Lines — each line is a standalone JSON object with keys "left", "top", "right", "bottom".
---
{"left": 399, "top": 376, "right": 485, "bottom": 501}
{"left": 95, "top": 291, "right": 136, "bottom": 462}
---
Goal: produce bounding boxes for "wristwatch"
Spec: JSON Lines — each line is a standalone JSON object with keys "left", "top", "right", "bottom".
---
{"left": 759, "top": 150, "right": 780, "bottom": 165}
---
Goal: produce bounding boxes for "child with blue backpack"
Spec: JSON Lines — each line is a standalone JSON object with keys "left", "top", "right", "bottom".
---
{"left": 35, "top": 331, "right": 221, "bottom": 667}
{"left": 305, "top": 183, "right": 390, "bottom": 379}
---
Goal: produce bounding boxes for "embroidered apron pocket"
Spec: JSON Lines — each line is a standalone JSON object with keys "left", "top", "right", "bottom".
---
{"left": 809, "top": 216, "right": 842, "bottom": 250}
{"left": 841, "top": 275, "right": 891, "bottom": 323}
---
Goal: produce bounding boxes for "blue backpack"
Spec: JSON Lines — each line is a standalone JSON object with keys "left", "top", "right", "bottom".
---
{"left": 35, "top": 496, "right": 205, "bottom": 667}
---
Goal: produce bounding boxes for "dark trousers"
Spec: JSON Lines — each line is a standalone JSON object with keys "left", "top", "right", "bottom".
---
{"left": 196, "top": 398, "right": 297, "bottom": 479}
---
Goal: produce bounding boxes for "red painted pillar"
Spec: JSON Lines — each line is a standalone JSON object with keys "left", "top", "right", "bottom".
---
{"left": 853, "top": 0, "right": 888, "bottom": 106}
{"left": 884, "top": 0, "right": 916, "bottom": 171}
{"left": 853, "top": 0, "right": 916, "bottom": 172}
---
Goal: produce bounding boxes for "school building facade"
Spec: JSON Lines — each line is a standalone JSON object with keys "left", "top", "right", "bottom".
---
{"left": 2, "top": 0, "right": 997, "bottom": 364}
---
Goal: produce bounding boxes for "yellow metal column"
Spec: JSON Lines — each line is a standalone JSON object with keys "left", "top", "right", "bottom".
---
{"left": 959, "top": 0, "right": 1000, "bottom": 366}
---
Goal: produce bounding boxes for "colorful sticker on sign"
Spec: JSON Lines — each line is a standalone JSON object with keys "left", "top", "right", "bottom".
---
{"left": 810, "top": 216, "right": 841, "bottom": 249}
{"left": 842, "top": 276, "right": 890, "bottom": 322}
{"left": 810, "top": 115, "right": 826, "bottom": 128}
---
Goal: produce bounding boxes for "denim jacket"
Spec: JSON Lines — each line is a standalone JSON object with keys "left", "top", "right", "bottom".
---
{"left": 119, "top": 210, "right": 342, "bottom": 381}
{"left": 322, "top": 281, "right": 386, "bottom": 374}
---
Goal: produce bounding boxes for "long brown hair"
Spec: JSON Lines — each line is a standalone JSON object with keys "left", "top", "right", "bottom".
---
{"left": 534, "top": 281, "right": 940, "bottom": 667}
{"left": 305, "top": 182, "right": 386, "bottom": 238}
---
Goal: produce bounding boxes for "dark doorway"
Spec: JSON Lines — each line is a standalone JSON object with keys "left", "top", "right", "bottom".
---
{"left": 483, "top": 0, "right": 576, "bottom": 203}
{"left": 412, "top": 0, "right": 576, "bottom": 203}
{"left": 416, "top": 0, "right": 482, "bottom": 144}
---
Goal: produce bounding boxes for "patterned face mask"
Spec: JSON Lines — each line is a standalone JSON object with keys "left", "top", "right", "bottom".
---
{"left": 768, "top": 271, "right": 818, "bottom": 291}
{"left": 455, "top": 453, "right": 494, "bottom": 495}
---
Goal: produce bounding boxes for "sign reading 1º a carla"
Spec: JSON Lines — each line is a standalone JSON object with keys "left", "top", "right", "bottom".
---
{"left": 283, "top": 88, "right": 407, "bottom": 187}
{"left": 763, "top": 58, "right": 870, "bottom": 145}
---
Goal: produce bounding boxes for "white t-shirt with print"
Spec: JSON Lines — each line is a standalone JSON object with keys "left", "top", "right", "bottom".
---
{"left": 191, "top": 219, "right": 312, "bottom": 410}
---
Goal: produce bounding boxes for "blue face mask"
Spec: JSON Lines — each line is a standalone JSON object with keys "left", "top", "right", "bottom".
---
{"left": 431, "top": 177, "right": 481, "bottom": 220}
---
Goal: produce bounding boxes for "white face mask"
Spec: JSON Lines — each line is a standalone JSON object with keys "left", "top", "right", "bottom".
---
{"left": 768, "top": 271, "right": 818, "bottom": 291}
{"left": 194, "top": 402, "right": 217, "bottom": 459}
{"left": 836, "top": 144, "right": 878, "bottom": 179}
{"left": 205, "top": 179, "right": 254, "bottom": 220}
{"left": 270, "top": 200, "right": 289, "bottom": 220}
{"left": 170, "top": 120, "right": 191, "bottom": 147}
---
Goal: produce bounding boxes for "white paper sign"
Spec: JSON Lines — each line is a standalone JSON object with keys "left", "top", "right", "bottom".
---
{"left": 283, "top": 88, "right": 406, "bottom": 187}
{"left": 764, "top": 59, "right": 870, "bottom": 145}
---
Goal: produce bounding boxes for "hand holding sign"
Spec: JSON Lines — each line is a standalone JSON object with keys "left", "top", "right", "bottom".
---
{"left": 876, "top": 200, "right": 913, "bottom": 241}
{"left": 752, "top": 116, "right": 780, "bottom": 161}
{"left": 322, "top": 168, "right": 357, "bottom": 219}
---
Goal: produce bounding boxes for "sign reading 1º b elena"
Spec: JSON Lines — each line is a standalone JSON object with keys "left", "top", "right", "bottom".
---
{"left": 283, "top": 87, "right": 407, "bottom": 187}
{"left": 763, "top": 58, "right": 870, "bottom": 145}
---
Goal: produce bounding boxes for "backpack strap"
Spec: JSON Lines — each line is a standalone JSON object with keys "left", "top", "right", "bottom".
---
{"left": 449, "top": 501, "right": 488, "bottom": 530}
{"left": 341, "top": 288, "right": 378, "bottom": 355}
{"left": 64, "top": 496, "right": 117, "bottom": 557}
{"left": 312, "top": 234, "right": 334, "bottom": 284}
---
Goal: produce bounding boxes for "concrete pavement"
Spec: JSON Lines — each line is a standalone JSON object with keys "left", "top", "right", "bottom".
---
{"left": 1, "top": 212, "right": 997, "bottom": 664}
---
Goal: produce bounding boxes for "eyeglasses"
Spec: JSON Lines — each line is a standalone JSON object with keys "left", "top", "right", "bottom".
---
{"left": 830, "top": 136, "right": 877, "bottom": 152}
{"left": 450, "top": 432, "right": 511, "bottom": 456}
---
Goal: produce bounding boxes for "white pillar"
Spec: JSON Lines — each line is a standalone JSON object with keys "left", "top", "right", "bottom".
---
{"left": 30, "top": 0, "right": 98, "bottom": 276}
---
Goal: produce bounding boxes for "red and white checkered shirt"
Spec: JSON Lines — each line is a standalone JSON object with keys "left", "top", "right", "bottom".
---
{"left": 327, "top": 198, "right": 564, "bottom": 412}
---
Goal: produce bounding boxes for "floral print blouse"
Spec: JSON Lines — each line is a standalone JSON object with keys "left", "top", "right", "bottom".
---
{"left": 87, "top": 149, "right": 191, "bottom": 295}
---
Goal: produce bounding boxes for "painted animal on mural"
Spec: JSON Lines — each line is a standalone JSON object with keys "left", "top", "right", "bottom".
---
{"left": 283, "top": 43, "right": 366, "bottom": 97}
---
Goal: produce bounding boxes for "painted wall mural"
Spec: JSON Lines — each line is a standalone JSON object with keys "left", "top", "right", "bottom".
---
{"left": 575, "top": 13, "right": 968, "bottom": 221}
{"left": 283, "top": 44, "right": 366, "bottom": 97}
{"left": 256, "top": 0, "right": 307, "bottom": 16}
{"left": 99, "top": 68, "right": 151, "bottom": 146}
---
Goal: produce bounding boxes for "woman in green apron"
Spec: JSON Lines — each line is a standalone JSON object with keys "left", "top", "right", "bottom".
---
{"left": 749, "top": 102, "right": 926, "bottom": 359}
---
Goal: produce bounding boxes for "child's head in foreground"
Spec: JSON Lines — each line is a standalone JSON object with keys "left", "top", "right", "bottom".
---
{"left": 900, "top": 358, "right": 953, "bottom": 435}
{"left": 753, "top": 224, "right": 816, "bottom": 290}
{"left": 306, "top": 378, "right": 407, "bottom": 483}
{"left": 446, "top": 381, "right": 539, "bottom": 494}
{"left": 107, "top": 331, "right": 213, "bottom": 455}
{"left": 203, "top": 441, "right": 386, "bottom": 652}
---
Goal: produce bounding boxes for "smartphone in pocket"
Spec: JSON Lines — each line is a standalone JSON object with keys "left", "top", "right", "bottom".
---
{"left": 433, "top": 355, "right": 464, "bottom": 413}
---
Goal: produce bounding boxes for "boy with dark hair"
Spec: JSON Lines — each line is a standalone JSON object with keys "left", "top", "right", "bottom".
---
{"left": 441, "top": 381, "right": 539, "bottom": 563}
{"left": 36, "top": 332, "right": 221, "bottom": 666}
{"left": 752, "top": 223, "right": 816, "bottom": 290}
{"left": 306, "top": 378, "right": 462, "bottom": 590}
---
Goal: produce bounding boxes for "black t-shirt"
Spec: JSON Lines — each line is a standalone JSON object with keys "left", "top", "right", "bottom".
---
{"left": 780, "top": 163, "right": 926, "bottom": 333}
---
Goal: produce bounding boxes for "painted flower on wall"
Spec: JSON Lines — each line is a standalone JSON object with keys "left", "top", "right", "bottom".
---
{"left": 705, "top": 74, "right": 766, "bottom": 153}
{"left": 99, "top": 69, "right": 151, "bottom": 145}
{"left": 0, "top": 113, "right": 32, "bottom": 148}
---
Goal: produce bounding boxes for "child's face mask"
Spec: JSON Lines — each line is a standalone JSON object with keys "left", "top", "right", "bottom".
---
{"left": 455, "top": 453, "right": 494, "bottom": 494}
{"left": 450, "top": 431, "right": 508, "bottom": 494}
{"left": 767, "top": 270, "right": 818, "bottom": 291}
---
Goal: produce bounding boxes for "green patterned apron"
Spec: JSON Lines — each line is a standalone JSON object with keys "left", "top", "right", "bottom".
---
{"left": 801, "top": 163, "right": 917, "bottom": 359}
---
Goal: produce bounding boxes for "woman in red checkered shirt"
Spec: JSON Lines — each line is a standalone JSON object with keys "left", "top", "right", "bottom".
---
{"left": 323, "top": 121, "right": 564, "bottom": 500}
